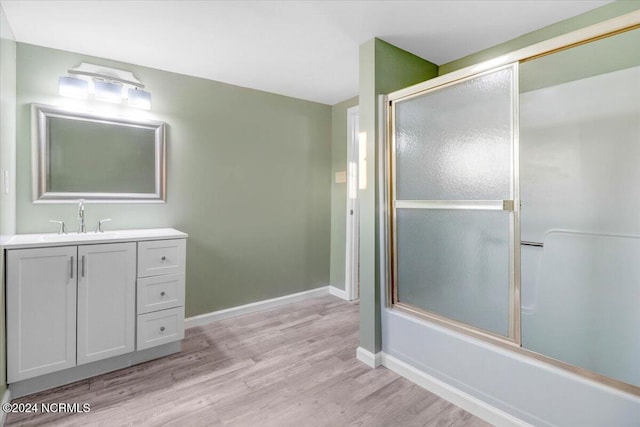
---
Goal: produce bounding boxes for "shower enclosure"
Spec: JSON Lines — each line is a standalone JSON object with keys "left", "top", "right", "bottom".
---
{"left": 385, "top": 24, "right": 640, "bottom": 393}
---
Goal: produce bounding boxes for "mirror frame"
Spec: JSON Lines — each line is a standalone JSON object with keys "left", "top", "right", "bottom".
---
{"left": 31, "top": 103, "right": 166, "bottom": 203}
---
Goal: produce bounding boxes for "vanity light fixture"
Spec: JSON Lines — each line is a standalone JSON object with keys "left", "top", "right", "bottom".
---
{"left": 58, "top": 62, "right": 152, "bottom": 110}
{"left": 58, "top": 76, "right": 89, "bottom": 99}
{"left": 94, "top": 80, "right": 123, "bottom": 103}
{"left": 127, "top": 87, "right": 152, "bottom": 110}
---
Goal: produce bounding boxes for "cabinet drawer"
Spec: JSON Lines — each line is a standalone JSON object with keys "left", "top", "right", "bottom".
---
{"left": 137, "top": 307, "right": 185, "bottom": 350}
{"left": 137, "top": 274, "right": 185, "bottom": 314}
{"left": 138, "top": 239, "right": 185, "bottom": 277}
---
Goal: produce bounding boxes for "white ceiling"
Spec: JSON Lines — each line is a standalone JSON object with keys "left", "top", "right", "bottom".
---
{"left": 0, "top": 1, "right": 613, "bottom": 105}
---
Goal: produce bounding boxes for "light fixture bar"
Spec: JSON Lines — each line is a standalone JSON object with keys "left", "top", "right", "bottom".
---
{"left": 68, "top": 70, "right": 145, "bottom": 89}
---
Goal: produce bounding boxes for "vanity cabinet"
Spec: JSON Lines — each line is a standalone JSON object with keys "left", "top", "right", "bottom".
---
{"left": 6, "top": 246, "right": 77, "bottom": 382}
{"left": 77, "top": 243, "right": 136, "bottom": 365}
{"left": 4, "top": 230, "right": 187, "bottom": 389}
{"left": 7, "top": 242, "right": 136, "bottom": 381}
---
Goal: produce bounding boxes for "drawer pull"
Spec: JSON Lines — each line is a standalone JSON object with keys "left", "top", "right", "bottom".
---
{"left": 160, "top": 326, "right": 166, "bottom": 332}
{"left": 161, "top": 256, "right": 166, "bottom": 262}
{"left": 160, "top": 291, "right": 166, "bottom": 297}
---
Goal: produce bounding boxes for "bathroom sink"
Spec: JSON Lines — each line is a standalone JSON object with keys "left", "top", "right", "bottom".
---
{"left": 40, "top": 232, "right": 117, "bottom": 242}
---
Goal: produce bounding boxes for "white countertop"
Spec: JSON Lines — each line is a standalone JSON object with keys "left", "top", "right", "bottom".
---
{"left": 1, "top": 228, "right": 187, "bottom": 249}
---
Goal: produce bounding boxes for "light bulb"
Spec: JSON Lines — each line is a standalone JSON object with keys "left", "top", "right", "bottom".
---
{"left": 58, "top": 76, "right": 88, "bottom": 99}
{"left": 127, "top": 88, "right": 151, "bottom": 110}
{"left": 94, "top": 80, "right": 123, "bottom": 103}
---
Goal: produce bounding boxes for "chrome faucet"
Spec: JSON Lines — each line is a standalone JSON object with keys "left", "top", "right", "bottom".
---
{"left": 77, "top": 199, "right": 86, "bottom": 233}
{"left": 49, "top": 220, "right": 66, "bottom": 234}
{"left": 95, "top": 218, "right": 112, "bottom": 233}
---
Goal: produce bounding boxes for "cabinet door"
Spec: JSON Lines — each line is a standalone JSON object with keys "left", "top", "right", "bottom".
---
{"left": 77, "top": 242, "right": 136, "bottom": 365}
{"left": 7, "top": 246, "right": 77, "bottom": 382}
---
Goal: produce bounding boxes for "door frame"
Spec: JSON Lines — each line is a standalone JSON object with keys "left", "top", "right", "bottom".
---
{"left": 345, "top": 105, "right": 360, "bottom": 301}
{"left": 387, "top": 63, "right": 521, "bottom": 345}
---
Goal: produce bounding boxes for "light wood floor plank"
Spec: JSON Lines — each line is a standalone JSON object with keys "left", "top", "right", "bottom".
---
{"left": 6, "top": 295, "right": 491, "bottom": 426}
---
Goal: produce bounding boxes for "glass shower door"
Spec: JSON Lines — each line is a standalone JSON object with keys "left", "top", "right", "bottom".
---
{"left": 391, "top": 64, "right": 519, "bottom": 340}
{"left": 519, "top": 28, "right": 640, "bottom": 388}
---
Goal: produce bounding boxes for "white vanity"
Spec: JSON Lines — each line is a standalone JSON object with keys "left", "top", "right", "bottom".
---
{"left": 3, "top": 228, "right": 187, "bottom": 397}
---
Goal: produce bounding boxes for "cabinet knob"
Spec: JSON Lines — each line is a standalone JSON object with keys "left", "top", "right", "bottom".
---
{"left": 160, "top": 291, "right": 166, "bottom": 297}
{"left": 160, "top": 326, "right": 166, "bottom": 332}
{"left": 161, "top": 256, "right": 166, "bottom": 261}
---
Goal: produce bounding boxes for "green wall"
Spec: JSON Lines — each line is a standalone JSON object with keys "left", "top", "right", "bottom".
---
{"left": 329, "top": 96, "right": 358, "bottom": 291}
{"left": 358, "top": 39, "right": 438, "bottom": 353}
{"left": 520, "top": 26, "right": 640, "bottom": 93}
{"left": 440, "top": 1, "right": 640, "bottom": 74}
{"left": 16, "top": 43, "right": 332, "bottom": 317}
{"left": 0, "top": 4, "right": 16, "bottom": 400}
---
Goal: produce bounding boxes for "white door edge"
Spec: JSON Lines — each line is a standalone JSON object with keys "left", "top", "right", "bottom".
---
{"left": 345, "top": 105, "right": 360, "bottom": 301}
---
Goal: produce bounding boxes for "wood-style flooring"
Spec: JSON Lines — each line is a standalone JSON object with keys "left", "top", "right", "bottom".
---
{"left": 6, "top": 295, "right": 490, "bottom": 426}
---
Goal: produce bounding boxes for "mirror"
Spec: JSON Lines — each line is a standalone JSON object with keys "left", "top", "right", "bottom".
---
{"left": 32, "top": 104, "right": 166, "bottom": 202}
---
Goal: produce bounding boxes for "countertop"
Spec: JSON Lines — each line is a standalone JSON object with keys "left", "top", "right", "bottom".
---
{"left": 1, "top": 228, "right": 188, "bottom": 249}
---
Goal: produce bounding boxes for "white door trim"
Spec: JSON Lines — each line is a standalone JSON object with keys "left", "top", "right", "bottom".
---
{"left": 345, "top": 105, "right": 360, "bottom": 301}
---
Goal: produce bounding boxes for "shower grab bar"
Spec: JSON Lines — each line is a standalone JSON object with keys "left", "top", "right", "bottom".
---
{"left": 521, "top": 241, "right": 544, "bottom": 247}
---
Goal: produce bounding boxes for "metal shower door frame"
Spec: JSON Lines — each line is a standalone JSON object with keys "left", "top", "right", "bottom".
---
{"left": 386, "top": 63, "right": 521, "bottom": 346}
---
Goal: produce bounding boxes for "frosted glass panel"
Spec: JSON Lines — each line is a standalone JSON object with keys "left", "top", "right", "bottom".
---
{"left": 396, "top": 209, "right": 510, "bottom": 336}
{"left": 395, "top": 67, "right": 513, "bottom": 200}
{"left": 520, "top": 66, "right": 640, "bottom": 242}
{"left": 520, "top": 28, "right": 640, "bottom": 388}
{"left": 522, "top": 231, "right": 640, "bottom": 387}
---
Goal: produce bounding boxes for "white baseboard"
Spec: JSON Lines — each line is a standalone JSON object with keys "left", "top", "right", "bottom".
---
{"left": 185, "top": 286, "right": 330, "bottom": 328}
{"left": 381, "top": 353, "right": 530, "bottom": 427}
{"left": 0, "top": 388, "right": 11, "bottom": 426}
{"left": 356, "top": 346, "right": 382, "bottom": 368}
{"left": 328, "top": 286, "right": 348, "bottom": 300}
